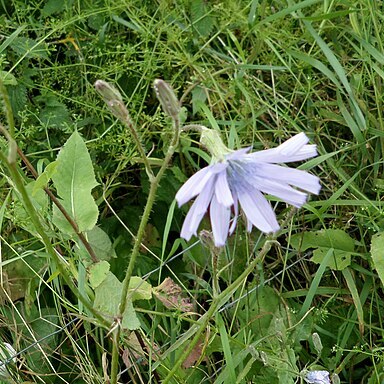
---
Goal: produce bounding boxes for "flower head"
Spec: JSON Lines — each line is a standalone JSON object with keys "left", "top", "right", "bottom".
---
{"left": 176, "top": 132, "right": 321, "bottom": 246}
{"left": 304, "top": 370, "right": 331, "bottom": 384}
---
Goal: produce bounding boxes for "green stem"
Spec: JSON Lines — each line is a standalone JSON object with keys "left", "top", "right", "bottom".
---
{"left": 162, "top": 238, "right": 275, "bottom": 383}
{"left": 110, "top": 118, "right": 180, "bottom": 383}
{"left": 124, "top": 118, "right": 154, "bottom": 181}
{"left": 0, "top": 80, "right": 15, "bottom": 137}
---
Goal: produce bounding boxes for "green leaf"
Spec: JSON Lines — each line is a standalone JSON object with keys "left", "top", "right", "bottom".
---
{"left": 12, "top": 181, "right": 49, "bottom": 236}
{"left": 370, "top": 232, "right": 384, "bottom": 288}
{"left": 52, "top": 131, "right": 98, "bottom": 235}
{"left": 41, "top": 0, "right": 66, "bottom": 17}
{"left": 85, "top": 226, "right": 116, "bottom": 261}
{"left": 190, "top": 0, "right": 214, "bottom": 37}
{"left": 89, "top": 260, "right": 110, "bottom": 289}
{"left": 0, "top": 71, "right": 17, "bottom": 85}
{"left": 10, "top": 37, "right": 50, "bottom": 59}
{"left": 129, "top": 276, "right": 152, "bottom": 301}
{"left": 32, "top": 161, "right": 58, "bottom": 195}
{"left": 290, "top": 229, "right": 354, "bottom": 270}
{"left": 93, "top": 272, "right": 151, "bottom": 330}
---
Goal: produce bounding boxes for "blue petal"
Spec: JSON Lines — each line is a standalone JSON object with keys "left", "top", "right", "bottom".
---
{"left": 247, "top": 177, "right": 308, "bottom": 207}
{"left": 180, "top": 177, "right": 215, "bottom": 240}
{"left": 176, "top": 163, "right": 227, "bottom": 206}
{"left": 238, "top": 190, "right": 279, "bottom": 233}
{"left": 215, "top": 171, "right": 234, "bottom": 207}
{"left": 210, "top": 194, "right": 231, "bottom": 246}
{"left": 248, "top": 133, "right": 317, "bottom": 163}
{"left": 229, "top": 192, "right": 239, "bottom": 235}
{"left": 255, "top": 163, "right": 321, "bottom": 194}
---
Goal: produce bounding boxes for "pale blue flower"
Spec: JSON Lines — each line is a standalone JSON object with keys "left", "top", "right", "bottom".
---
{"left": 176, "top": 133, "right": 321, "bottom": 246}
{"left": 304, "top": 370, "right": 331, "bottom": 384}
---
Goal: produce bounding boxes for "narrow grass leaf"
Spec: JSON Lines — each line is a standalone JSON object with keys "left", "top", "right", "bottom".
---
{"left": 254, "top": 0, "right": 322, "bottom": 27}
{"left": 287, "top": 49, "right": 342, "bottom": 89}
{"left": 336, "top": 92, "right": 366, "bottom": 147}
{"left": 299, "top": 248, "right": 333, "bottom": 317}
{"left": 342, "top": 268, "right": 364, "bottom": 335}
{"left": 303, "top": 20, "right": 366, "bottom": 131}
{"left": 216, "top": 313, "right": 236, "bottom": 383}
{"left": 162, "top": 199, "right": 176, "bottom": 259}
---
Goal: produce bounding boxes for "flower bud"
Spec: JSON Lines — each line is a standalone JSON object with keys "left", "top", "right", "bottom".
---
{"left": 94, "top": 80, "right": 131, "bottom": 123}
{"left": 312, "top": 332, "right": 323, "bottom": 355}
{"left": 153, "top": 79, "right": 180, "bottom": 119}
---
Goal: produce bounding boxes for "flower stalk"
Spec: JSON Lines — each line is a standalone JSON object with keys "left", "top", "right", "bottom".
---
{"left": 108, "top": 79, "right": 181, "bottom": 384}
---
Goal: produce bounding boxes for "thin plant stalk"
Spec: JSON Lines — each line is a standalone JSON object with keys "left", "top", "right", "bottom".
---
{"left": 110, "top": 117, "right": 180, "bottom": 384}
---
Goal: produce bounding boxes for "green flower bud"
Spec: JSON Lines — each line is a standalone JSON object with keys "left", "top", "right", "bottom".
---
{"left": 153, "top": 79, "right": 180, "bottom": 119}
{"left": 94, "top": 80, "right": 131, "bottom": 123}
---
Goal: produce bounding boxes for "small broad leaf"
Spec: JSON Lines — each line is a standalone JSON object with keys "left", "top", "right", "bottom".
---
{"left": 93, "top": 272, "right": 151, "bottom": 330}
{"left": 52, "top": 131, "right": 98, "bottom": 234}
{"left": 85, "top": 226, "right": 116, "bottom": 261}
{"left": 32, "top": 161, "right": 58, "bottom": 195}
{"left": 290, "top": 229, "right": 354, "bottom": 270}
{"left": 89, "top": 260, "right": 110, "bottom": 289}
{"left": 370, "top": 232, "right": 384, "bottom": 288}
{"left": 129, "top": 277, "right": 152, "bottom": 301}
{"left": 0, "top": 71, "right": 17, "bottom": 85}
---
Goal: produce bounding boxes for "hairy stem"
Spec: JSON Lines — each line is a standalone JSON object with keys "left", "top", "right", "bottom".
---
{"left": 110, "top": 117, "right": 180, "bottom": 383}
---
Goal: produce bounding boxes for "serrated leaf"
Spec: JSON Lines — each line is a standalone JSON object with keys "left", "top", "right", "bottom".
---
{"left": 290, "top": 229, "right": 354, "bottom": 270}
{"left": 52, "top": 131, "right": 98, "bottom": 235}
{"left": 191, "top": 85, "right": 207, "bottom": 115}
{"left": 32, "top": 161, "right": 58, "bottom": 195}
{"left": 190, "top": 0, "right": 214, "bottom": 37}
{"left": 89, "top": 260, "right": 110, "bottom": 289}
{"left": 93, "top": 272, "right": 140, "bottom": 330}
{"left": 10, "top": 37, "right": 50, "bottom": 59}
{"left": 8, "top": 84, "right": 27, "bottom": 117}
{"left": 41, "top": 0, "right": 66, "bottom": 17}
{"left": 371, "top": 232, "right": 384, "bottom": 288}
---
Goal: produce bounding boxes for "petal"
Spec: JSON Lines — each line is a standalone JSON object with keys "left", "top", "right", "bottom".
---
{"left": 210, "top": 194, "right": 231, "bottom": 246}
{"left": 255, "top": 163, "right": 321, "bottom": 194}
{"left": 249, "top": 178, "right": 308, "bottom": 207}
{"left": 215, "top": 171, "right": 234, "bottom": 207}
{"left": 275, "top": 132, "right": 309, "bottom": 155}
{"left": 229, "top": 192, "right": 239, "bottom": 235}
{"left": 180, "top": 177, "right": 215, "bottom": 240}
{"left": 225, "top": 147, "right": 251, "bottom": 161}
{"left": 238, "top": 190, "right": 280, "bottom": 233}
{"left": 176, "top": 162, "right": 227, "bottom": 206}
{"left": 248, "top": 133, "right": 317, "bottom": 163}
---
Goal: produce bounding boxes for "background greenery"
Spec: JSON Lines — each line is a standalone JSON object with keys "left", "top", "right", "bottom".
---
{"left": 1, "top": 0, "right": 384, "bottom": 383}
